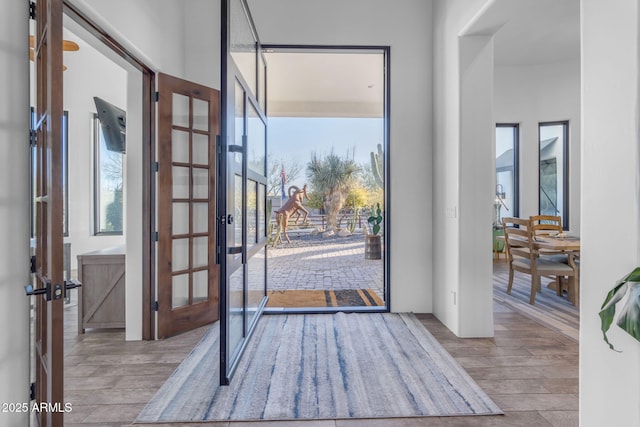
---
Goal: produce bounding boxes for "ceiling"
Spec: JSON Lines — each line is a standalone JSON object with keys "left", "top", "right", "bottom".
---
{"left": 484, "top": 0, "right": 580, "bottom": 66}
{"left": 54, "top": 0, "right": 580, "bottom": 118}
{"left": 264, "top": 50, "right": 385, "bottom": 118}
{"left": 261, "top": 0, "right": 580, "bottom": 118}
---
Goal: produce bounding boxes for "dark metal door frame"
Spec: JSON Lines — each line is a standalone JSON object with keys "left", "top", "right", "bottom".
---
{"left": 220, "top": 0, "right": 269, "bottom": 385}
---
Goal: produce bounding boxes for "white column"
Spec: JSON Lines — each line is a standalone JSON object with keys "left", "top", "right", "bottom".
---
{"left": 580, "top": 0, "right": 640, "bottom": 426}
{"left": 457, "top": 35, "right": 495, "bottom": 337}
{"left": 0, "top": 1, "right": 31, "bottom": 425}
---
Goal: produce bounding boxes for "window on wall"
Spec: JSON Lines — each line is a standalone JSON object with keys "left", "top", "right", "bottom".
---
{"left": 495, "top": 124, "right": 519, "bottom": 223}
{"left": 539, "top": 121, "right": 569, "bottom": 229}
{"left": 94, "top": 114, "right": 123, "bottom": 235}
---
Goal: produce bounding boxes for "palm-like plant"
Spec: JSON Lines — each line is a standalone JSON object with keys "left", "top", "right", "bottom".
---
{"left": 307, "top": 151, "right": 360, "bottom": 231}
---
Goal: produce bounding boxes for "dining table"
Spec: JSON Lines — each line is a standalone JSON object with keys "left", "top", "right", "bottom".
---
{"left": 533, "top": 234, "right": 580, "bottom": 305}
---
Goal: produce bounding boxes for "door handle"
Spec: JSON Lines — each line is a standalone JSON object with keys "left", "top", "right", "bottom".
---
{"left": 25, "top": 279, "right": 82, "bottom": 301}
{"left": 218, "top": 214, "right": 234, "bottom": 225}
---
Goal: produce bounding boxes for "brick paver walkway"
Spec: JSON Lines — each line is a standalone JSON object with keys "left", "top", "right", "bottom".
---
{"left": 267, "top": 232, "right": 385, "bottom": 300}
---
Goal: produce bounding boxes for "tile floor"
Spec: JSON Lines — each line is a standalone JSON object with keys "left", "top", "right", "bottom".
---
{"left": 60, "top": 265, "right": 578, "bottom": 427}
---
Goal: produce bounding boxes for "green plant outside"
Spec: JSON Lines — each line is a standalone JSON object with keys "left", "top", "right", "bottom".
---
{"left": 367, "top": 203, "right": 383, "bottom": 236}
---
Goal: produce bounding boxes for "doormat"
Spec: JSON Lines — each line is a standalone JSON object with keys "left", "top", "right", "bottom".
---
{"left": 266, "top": 289, "right": 384, "bottom": 308}
{"left": 135, "top": 313, "right": 502, "bottom": 422}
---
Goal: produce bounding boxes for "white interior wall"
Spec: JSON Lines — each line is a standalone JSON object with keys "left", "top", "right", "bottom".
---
{"left": 494, "top": 60, "right": 581, "bottom": 233}
{"left": 70, "top": 0, "right": 187, "bottom": 75}
{"left": 432, "top": 0, "right": 489, "bottom": 333}
{"left": 458, "top": 35, "right": 495, "bottom": 337}
{"left": 581, "top": 0, "right": 640, "bottom": 425}
{"left": 68, "top": 0, "right": 195, "bottom": 339}
{"left": 184, "top": 0, "right": 221, "bottom": 90}
{"left": 248, "top": 0, "right": 434, "bottom": 313}
{"left": 0, "top": 2, "right": 30, "bottom": 424}
{"left": 62, "top": 35, "right": 127, "bottom": 268}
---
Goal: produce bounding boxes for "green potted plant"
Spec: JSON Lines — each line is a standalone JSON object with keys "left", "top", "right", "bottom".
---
{"left": 599, "top": 267, "right": 640, "bottom": 351}
{"left": 365, "top": 203, "right": 383, "bottom": 259}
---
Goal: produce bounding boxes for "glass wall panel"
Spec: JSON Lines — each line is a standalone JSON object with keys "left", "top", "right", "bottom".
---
{"left": 193, "top": 270, "right": 208, "bottom": 303}
{"left": 192, "top": 202, "right": 208, "bottom": 234}
{"left": 234, "top": 174, "right": 243, "bottom": 254}
{"left": 247, "top": 102, "right": 265, "bottom": 174}
{"left": 230, "top": 0, "right": 257, "bottom": 96}
{"left": 172, "top": 202, "right": 189, "bottom": 235}
{"left": 495, "top": 124, "right": 519, "bottom": 224}
{"left": 172, "top": 93, "right": 190, "bottom": 128}
{"left": 263, "top": 47, "right": 388, "bottom": 310}
{"left": 172, "top": 129, "right": 189, "bottom": 163}
{"left": 258, "top": 53, "right": 266, "bottom": 112}
{"left": 234, "top": 80, "right": 245, "bottom": 166}
{"left": 258, "top": 183, "right": 266, "bottom": 238}
{"left": 192, "top": 133, "right": 209, "bottom": 165}
{"left": 247, "top": 180, "right": 257, "bottom": 248}
{"left": 172, "top": 166, "right": 190, "bottom": 199}
{"left": 228, "top": 267, "right": 244, "bottom": 360}
{"left": 172, "top": 274, "right": 189, "bottom": 309}
{"left": 247, "top": 246, "right": 265, "bottom": 329}
{"left": 539, "top": 122, "right": 568, "bottom": 228}
{"left": 172, "top": 238, "right": 189, "bottom": 272}
{"left": 193, "top": 236, "right": 208, "bottom": 268}
{"left": 192, "top": 98, "right": 209, "bottom": 131}
{"left": 193, "top": 167, "right": 209, "bottom": 199}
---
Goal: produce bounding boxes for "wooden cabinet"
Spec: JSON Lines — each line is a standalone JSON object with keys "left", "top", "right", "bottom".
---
{"left": 77, "top": 246, "right": 125, "bottom": 333}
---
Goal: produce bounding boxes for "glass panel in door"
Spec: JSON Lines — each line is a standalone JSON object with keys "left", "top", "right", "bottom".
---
{"left": 220, "top": 0, "right": 268, "bottom": 385}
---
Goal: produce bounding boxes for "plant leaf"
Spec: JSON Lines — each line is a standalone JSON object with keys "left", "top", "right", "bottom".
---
{"left": 625, "top": 267, "right": 640, "bottom": 283}
{"left": 615, "top": 283, "right": 640, "bottom": 343}
{"left": 599, "top": 280, "right": 628, "bottom": 352}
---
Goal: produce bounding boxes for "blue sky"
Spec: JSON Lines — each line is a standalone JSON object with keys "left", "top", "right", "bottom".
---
{"left": 267, "top": 117, "right": 384, "bottom": 188}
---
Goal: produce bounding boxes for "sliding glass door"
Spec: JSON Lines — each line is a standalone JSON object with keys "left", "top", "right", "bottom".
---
{"left": 220, "top": 0, "right": 268, "bottom": 385}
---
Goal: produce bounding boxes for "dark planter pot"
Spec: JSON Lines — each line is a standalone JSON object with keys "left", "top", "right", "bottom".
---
{"left": 365, "top": 235, "right": 382, "bottom": 260}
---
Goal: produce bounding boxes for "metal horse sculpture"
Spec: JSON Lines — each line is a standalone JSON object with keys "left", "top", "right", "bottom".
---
{"left": 273, "top": 184, "right": 309, "bottom": 245}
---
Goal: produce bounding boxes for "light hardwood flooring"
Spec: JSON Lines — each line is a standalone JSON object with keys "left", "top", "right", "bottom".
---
{"left": 61, "top": 263, "right": 578, "bottom": 426}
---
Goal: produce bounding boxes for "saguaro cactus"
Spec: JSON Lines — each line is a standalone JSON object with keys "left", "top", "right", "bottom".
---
{"left": 370, "top": 143, "right": 384, "bottom": 189}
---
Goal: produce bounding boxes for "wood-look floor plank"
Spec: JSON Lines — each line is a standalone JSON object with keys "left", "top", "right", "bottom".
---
{"left": 59, "top": 261, "right": 578, "bottom": 426}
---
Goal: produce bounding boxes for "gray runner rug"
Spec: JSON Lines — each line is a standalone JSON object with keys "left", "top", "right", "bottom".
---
{"left": 136, "top": 312, "right": 502, "bottom": 422}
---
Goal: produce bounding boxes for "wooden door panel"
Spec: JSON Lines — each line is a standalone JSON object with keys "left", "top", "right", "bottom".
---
{"left": 32, "top": 0, "right": 65, "bottom": 425}
{"left": 157, "top": 73, "right": 220, "bottom": 338}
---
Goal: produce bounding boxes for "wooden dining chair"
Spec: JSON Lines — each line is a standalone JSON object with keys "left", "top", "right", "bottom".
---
{"left": 502, "top": 217, "right": 576, "bottom": 304}
{"left": 530, "top": 214, "right": 562, "bottom": 236}
{"left": 530, "top": 214, "right": 578, "bottom": 297}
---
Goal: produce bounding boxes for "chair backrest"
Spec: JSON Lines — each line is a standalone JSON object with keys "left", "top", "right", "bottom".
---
{"left": 530, "top": 215, "right": 562, "bottom": 236}
{"left": 502, "top": 217, "right": 535, "bottom": 263}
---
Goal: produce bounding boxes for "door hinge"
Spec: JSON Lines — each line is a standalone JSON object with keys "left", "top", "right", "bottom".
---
{"left": 29, "top": 2, "right": 36, "bottom": 20}
{"left": 153, "top": 231, "right": 159, "bottom": 242}
{"left": 152, "top": 161, "right": 159, "bottom": 172}
{"left": 216, "top": 135, "right": 221, "bottom": 154}
{"left": 153, "top": 301, "right": 159, "bottom": 311}
{"left": 30, "top": 382, "right": 35, "bottom": 401}
{"left": 153, "top": 91, "right": 159, "bottom": 102}
{"left": 29, "top": 130, "right": 36, "bottom": 147}
{"left": 30, "top": 255, "right": 36, "bottom": 274}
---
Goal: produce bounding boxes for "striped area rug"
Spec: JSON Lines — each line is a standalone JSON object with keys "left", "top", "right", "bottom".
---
{"left": 136, "top": 312, "right": 502, "bottom": 422}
